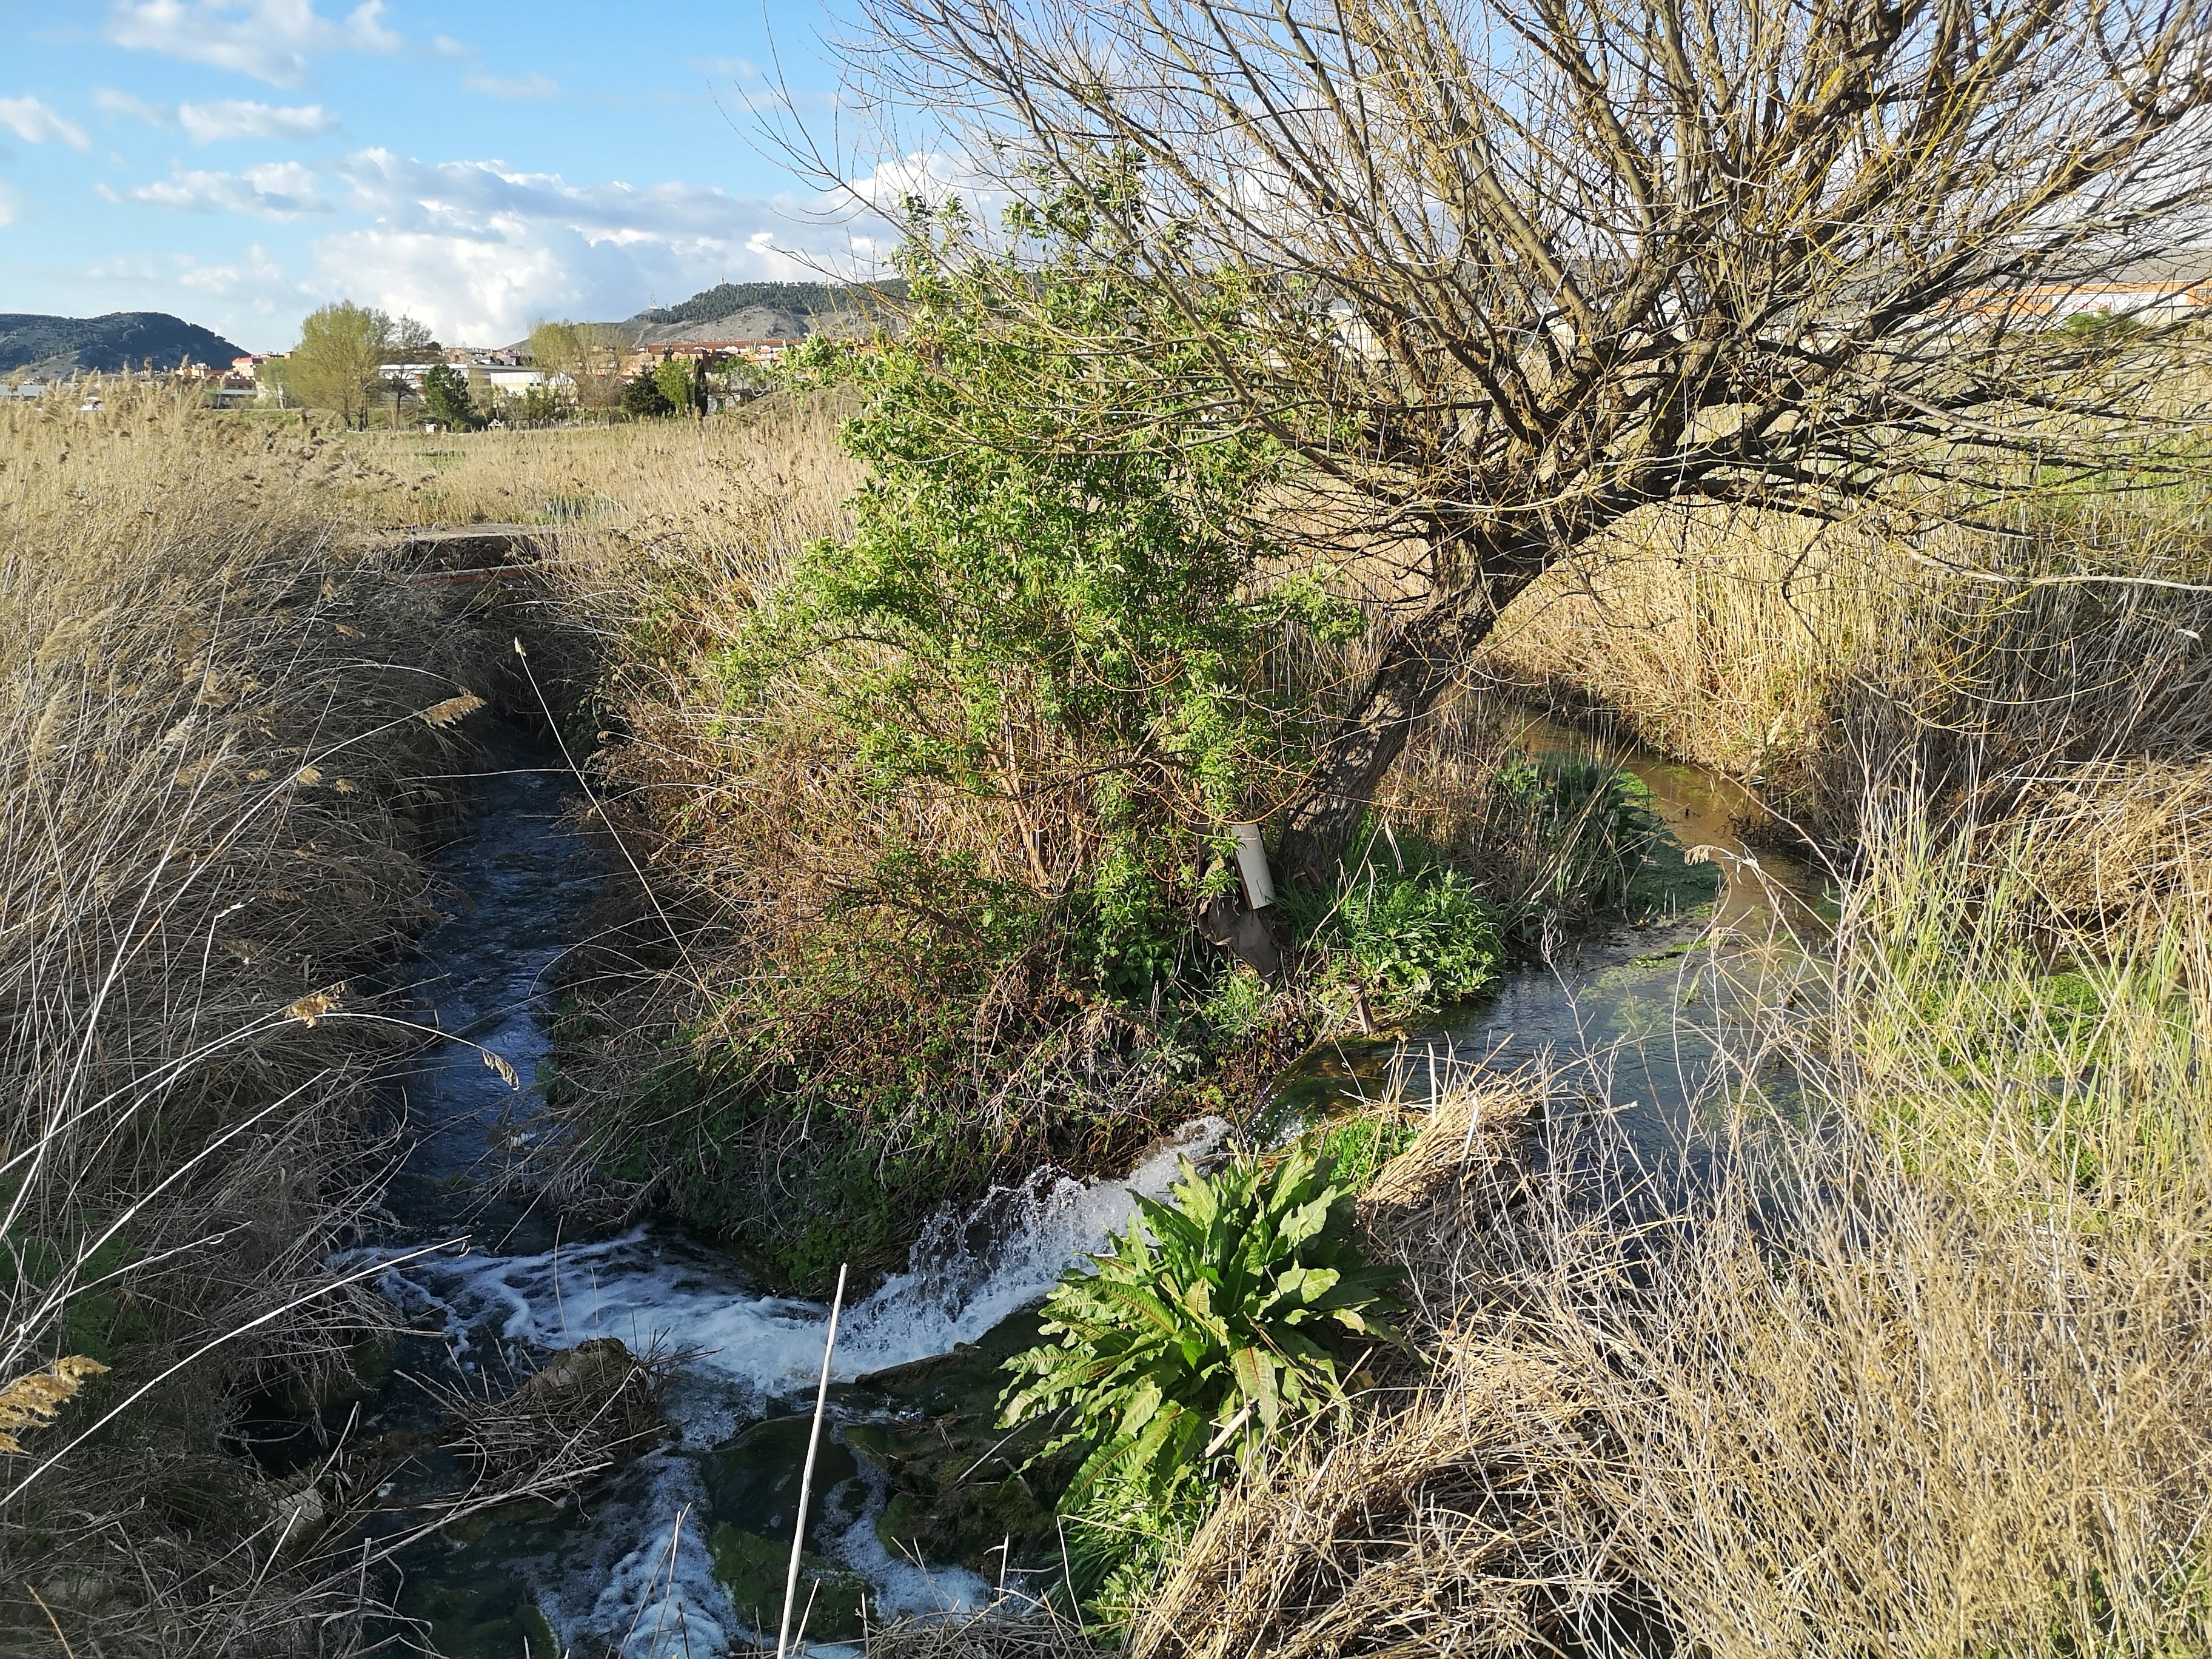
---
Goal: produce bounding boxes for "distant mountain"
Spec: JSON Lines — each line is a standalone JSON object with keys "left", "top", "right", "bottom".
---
{"left": 627, "top": 280, "right": 907, "bottom": 329}
{"left": 603, "top": 279, "right": 907, "bottom": 347}
{"left": 0, "top": 312, "right": 248, "bottom": 378}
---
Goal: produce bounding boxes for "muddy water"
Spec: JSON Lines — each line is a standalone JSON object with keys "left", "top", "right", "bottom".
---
{"left": 351, "top": 712, "right": 1825, "bottom": 1658}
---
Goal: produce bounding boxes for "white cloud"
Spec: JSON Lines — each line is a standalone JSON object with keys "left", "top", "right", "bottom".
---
{"left": 179, "top": 99, "right": 338, "bottom": 142}
{"left": 95, "top": 90, "right": 337, "bottom": 142}
{"left": 463, "top": 72, "right": 559, "bottom": 101}
{"left": 301, "top": 148, "right": 897, "bottom": 343}
{"left": 175, "top": 242, "right": 295, "bottom": 315}
{"left": 105, "top": 0, "right": 403, "bottom": 89}
{"left": 96, "top": 87, "right": 172, "bottom": 127}
{"left": 0, "top": 95, "right": 92, "bottom": 151}
{"left": 111, "top": 159, "right": 330, "bottom": 218}
{"left": 0, "top": 181, "right": 31, "bottom": 227}
{"left": 81, "top": 244, "right": 303, "bottom": 346}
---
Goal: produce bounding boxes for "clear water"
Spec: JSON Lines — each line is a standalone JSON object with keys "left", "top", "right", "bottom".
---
{"left": 353, "top": 711, "right": 1826, "bottom": 1657}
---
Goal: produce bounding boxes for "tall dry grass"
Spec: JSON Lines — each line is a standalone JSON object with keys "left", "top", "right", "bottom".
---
{"left": 1131, "top": 779, "right": 2212, "bottom": 1659}
{"left": 0, "top": 383, "right": 501, "bottom": 1653}
{"left": 1484, "top": 491, "right": 2212, "bottom": 840}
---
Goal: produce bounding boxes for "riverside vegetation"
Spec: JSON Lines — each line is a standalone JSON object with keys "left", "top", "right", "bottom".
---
{"left": 5, "top": 99, "right": 2212, "bottom": 1659}
{"left": 0, "top": 366, "right": 1664, "bottom": 1652}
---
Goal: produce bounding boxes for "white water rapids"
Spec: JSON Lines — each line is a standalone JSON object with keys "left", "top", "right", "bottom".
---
{"left": 370, "top": 1040, "right": 1224, "bottom": 1655}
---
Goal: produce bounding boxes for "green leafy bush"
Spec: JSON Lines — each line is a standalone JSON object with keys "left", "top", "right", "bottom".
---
{"left": 653, "top": 356, "right": 699, "bottom": 416}
{"left": 1002, "top": 1144, "right": 1403, "bottom": 1503}
{"left": 1001, "top": 1144, "right": 1403, "bottom": 1624}
{"left": 1279, "top": 852, "right": 1507, "bottom": 1024}
{"left": 620, "top": 368, "right": 674, "bottom": 419}
{"left": 420, "top": 363, "right": 482, "bottom": 431}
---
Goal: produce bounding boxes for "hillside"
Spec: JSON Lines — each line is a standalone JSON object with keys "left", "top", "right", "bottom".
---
{"left": 0, "top": 312, "right": 247, "bottom": 378}
{"left": 617, "top": 279, "right": 907, "bottom": 346}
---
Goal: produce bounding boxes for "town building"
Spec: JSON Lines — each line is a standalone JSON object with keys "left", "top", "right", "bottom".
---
{"left": 1945, "top": 252, "right": 2212, "bottom": 327}
{"left": 621, "top": 339, "right": 803, "bottom": 376}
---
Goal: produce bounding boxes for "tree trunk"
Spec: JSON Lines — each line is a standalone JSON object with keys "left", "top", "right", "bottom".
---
{"left": 1277, "top": 561, "right": 1535, "bottom": 888}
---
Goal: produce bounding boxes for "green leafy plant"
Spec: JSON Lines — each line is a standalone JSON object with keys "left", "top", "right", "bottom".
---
{"left": 743, "top": 201, "right": 1349, "bottom": 995}
{"left": 420, "top": 363, "right": 481, "bottom": 431}
{"left": 1312, "top": 1111, "right": 1421, "bottom": 1194}
{"left": 653, "top": 356, "right": 700, "bottom": 416}
{"left": 1278, "top": 850, "right": 1507, "bottom": 1024}
{"left": 1002, "top": 1143, "right": 1403, "bottom": 1507}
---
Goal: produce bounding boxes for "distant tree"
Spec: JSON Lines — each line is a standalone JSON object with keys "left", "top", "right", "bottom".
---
{"left": 421, "top": 363, "right": 481, "bottom": 430}
{"left": 528, "top": 320, "right": 631, "bottom": 411}
{"left": 526, "top": 320, "right": 585, "bottom": 380}
{"left": 289, "top": 301, "right": 391, "bottom": 429}
{"left": 519, "top": 384, "right": 564, "bottom": 425}
{"left": 254, "top": 356, "right": 294, "bottom": 407}
{"left": 387, "top": 314, "right": 438, "bottom": 359}
{"left": 653, "top": 355, "right": 699, "bottom": 415}
{"left": 622, "top": 367, "right": 675, "bottom": 418}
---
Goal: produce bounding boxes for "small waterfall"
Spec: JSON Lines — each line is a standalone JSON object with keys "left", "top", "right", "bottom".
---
{"left": 369, "top": 1111, "right": 1229, "bottom": 1657}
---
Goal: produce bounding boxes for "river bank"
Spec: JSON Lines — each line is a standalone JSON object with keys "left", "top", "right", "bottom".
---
{"left": 10, "top": 390, "right": 2209, "bottom": 1659}
{"left": 323, "top": 695, "right": 1816, "bottom": 1657}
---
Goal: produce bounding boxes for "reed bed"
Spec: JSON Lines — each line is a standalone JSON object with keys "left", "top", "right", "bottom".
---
{"left": 1484, "top": 494, "right": 2212, "bottom": 853}
{"left": 0, "top": 383, "right": 500, "bottom": 1653}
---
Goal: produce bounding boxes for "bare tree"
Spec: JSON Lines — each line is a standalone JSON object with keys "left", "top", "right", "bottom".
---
{"left": 834, "top": 0, "right": 2212, "bottom": 882}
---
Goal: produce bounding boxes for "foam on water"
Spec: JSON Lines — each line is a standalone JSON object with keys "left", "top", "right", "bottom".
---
{"left": 366, "top": 1115, "right": 1228, "bottom": 1655}
{"left": 373, "top": 1116, "right": 1229, "bottom": 1406}
{"left": 561, "top": 1469, "right": 732, "bottom": 1658}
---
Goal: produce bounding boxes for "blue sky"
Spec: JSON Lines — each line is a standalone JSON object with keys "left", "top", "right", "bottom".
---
{"left": 0, "top": 0, "right": 925, "bottom": 349}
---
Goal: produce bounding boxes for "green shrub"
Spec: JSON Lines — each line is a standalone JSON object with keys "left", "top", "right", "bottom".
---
{"left": 1279, "top": 854, "right": 1507, "bottom": 1023}
{"left": 1001, "top": 1144, "right": 1403, "bottom": 1626}
{"left": 653, "top": 356, "right": 699, "bottom": 416}
{"left": 620, "top": 369, "right": 674, "bottom": 419}
{"left": 1002, "top": 1144, "right": 1403, "bottom": 1502}
{"left": 1494, "top": 752, "right": 1661, "bottom": 921}
{"left": 420, "top": 363, "right": 481, "bottom": 431}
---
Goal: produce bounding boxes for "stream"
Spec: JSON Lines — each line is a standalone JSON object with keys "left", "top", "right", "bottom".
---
{"left": 333, "top": 709, "right": 1826, "bottom": 1658}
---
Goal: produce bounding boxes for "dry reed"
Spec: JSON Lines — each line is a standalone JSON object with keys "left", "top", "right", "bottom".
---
{"left": 0, "top": 382, "right": 501, "bottom": 1654}
{"left": 1134, "top": 789, "right": 2212, "bottom": 1659}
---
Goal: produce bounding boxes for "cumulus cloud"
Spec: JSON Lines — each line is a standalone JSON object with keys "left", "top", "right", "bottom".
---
{"left": 0, "top": 95, "right": 92, "bottom": 151}
{"left": 298, "top": 147, "right": 902, "bottom": 343}
{"left": 175, "top": 242, "right": 295, "bottom": 313}
{"left": 108, "top": 159, "right": 330, "bottom": 219}
{"left": 83, "top": 244, "right": 303, "bottom": 345}
{"left": 105, "top": 0, "right": 403, "bottom": 89}
{"left": 464, "top": 72, "right": 559, "bottom": 101}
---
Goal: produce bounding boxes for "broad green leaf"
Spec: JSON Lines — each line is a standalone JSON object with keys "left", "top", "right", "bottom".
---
{"left": 1230, "top": 1346, "right": 1280, "bottom": 1432}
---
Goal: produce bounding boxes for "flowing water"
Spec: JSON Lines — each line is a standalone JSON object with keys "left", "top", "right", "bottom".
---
{"left": 339, "top": 712, "right": 1825, "bottom": 1658}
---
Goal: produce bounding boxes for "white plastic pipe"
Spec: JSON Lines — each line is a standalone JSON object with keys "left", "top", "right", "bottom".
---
{"left": 778, "top": 1262, "right": 847, "bottom": 1659}
{"left": 1229, "top": 823, "right": 1276, "bottom": 909}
